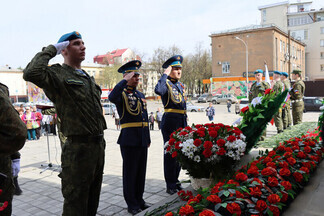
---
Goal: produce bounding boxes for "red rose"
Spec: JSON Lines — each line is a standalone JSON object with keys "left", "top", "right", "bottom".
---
{"left": 251, "top": 178, "right": 263, "bottom": 187}
{"left": 283, "top": 152, "right": 293, "bottom": 158}
{"left": 236, "top": 191, "right": 244, "bottom": 198}
{"left": 165, "top": 212, "right": 173, "bottom": 216}
{"left": 241, "top": 106, "right": 249, "bottom": 113}
{"left": 263, "top": 156, "right": 272, "bottom": 163}
{"left": 184, "top": 126, "right": 192, "bottom": 131}
{"left": 279, "top": 168, "right": 291, "bottom": 177}
{"left": 302, "top": 162, "right": 311, "bottom": 170}
{"left": 216, "top": 139, "right": 226, "bottom": 147}
{"left": 203, "top": 149, "right": 212, "bottom": 158}
{"left": 199, "top": 209, "right": 215, "bottom": 216}
{"left": 203, "top": 141, "right": 213, "bottom": 149}
{"left": 227, "top": 135, "right": 236, "bottom": 142}
{"left": 279, "top": 161, "right": 289, "bottom": 168}
{"left": 171, "top": 151, "right": 177, "bottom": 158}
{"left": 268, "top": 150, "right": 276, "bottom": 157}
{"left": 179, "top": 131, "right": 188, "bottom": 136}
{"left": 250, "top": 187, "right": 262, "bottom": 197}
{"left": 267, "top": 194, "right": 281, "bottom": 204}
{"left": 209, "top": 130, "right": 218, "bottom": 138}
{"left": 255, "top": 200, "right": 267, "bottom": 212}
{"left": 166, "top": 146, "right": 171, "bottom": 152}
{"left": 269, "top": 205, "right": 280, "bottom": 216}
{"left": 297, "top": 151, "right": 307, "bottom": 159}
{"left": 227, "top": 179, "right": 240, "bottom": 186}
{"left": 247, "top": 166, "right": 259, "bottom": 176}
{"left": 276, "top": 145, "right": 285, "bottom": 152}
{"left": 264, "top": 88, "right": 272, "bottom": 94}
{"left": 206, "top": 195, "right": 221, "bottom": 204}
{"left": 169, "top": 138, "right": 176, "bottom": 145}
{"left": 281, "top": 191, "right": 288, "bottom": 202}
{"left": 261, "top": 167, "right": 276, "bottom": 176}
{"left": 226, "top": 202, "right": 241, "bottom": 216}
{"left": 287, "top": 157, "right": 296, "bottom": 165}
{"left": 281, "top": 181, "right": 292, "bottom": 190}
{"left": 198, "top": 131, "right": 205, "bottom": 137}
{"left": 175, "top": 141, "right": 181, "bottom": 150}
{"left": 179, "top": 205, "right": 195, "bottom": 216}
{"left": 266, "top": 162, "right": 276, "bottom": 168}
{"left": 300, "top": 166, "right": 310, "bottom": 174}
{"left": 194, "top": 139, "right": 202, "bottom": 147}
{"left": 235, "top": 172, "right": 248, "bottom": 182}
{"left": 284, "top": 147, "right": 293, "bottom": 152}
{"left": 267, "top": 176, "right": 279, "bottom": 187}
{"left": 216, "top": 148, "right": 226, "bottom": 155}
{"left": 0, "top": 201, "right": 8, "bottom": 211}
{"left": 293, "top": 172, "right": 303, "bottom": 182}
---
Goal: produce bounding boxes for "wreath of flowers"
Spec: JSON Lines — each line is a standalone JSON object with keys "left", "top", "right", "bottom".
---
{"left": 164, "top": 123, "right": 247, "bottom": 179}
{"left": 0, "top": 189, "right": 8, "bottom": 212}
{"left": 163, "top": 131, "right": 324, "bottom": 216}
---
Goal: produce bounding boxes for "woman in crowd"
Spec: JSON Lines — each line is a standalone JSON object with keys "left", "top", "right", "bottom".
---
{"left": 21, "top": 107, "right": 37, "bottom": 140}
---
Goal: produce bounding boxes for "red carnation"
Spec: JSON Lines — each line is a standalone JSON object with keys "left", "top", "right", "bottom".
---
{"left": 165, "top": 212, "right": 173, "bottom": 216}
{"left": 175, "top": 141, "right": 181, "bottom": 150}
{"left": 281, "top": 181, "right": 292, "bottom": 190}
{"left": 227, "top": 179, "right": 240, "bottom": 186}
{"left": 169, "top": 138, "right": 176, "bottom": 145}
{"left": 279, "top": 168, "right": 291, "bottom": 177}
{"left": 269, "top": 205, "right": 280, "bottom": 216}
{"left": 252, "top": 178, "right": 263, "bottom": 187}
{"left": 236, "top": 190, "right": 244, "bottom": 198}
{"left": 166, "top": 146, "right": 171, "bottom": 152}
{"left": 235, "top": 172, "right": 248, "bottom": 182}
{"left": 283, "top": 152, "right": 293, "bottom": 158}
{"left": 199, "top": 209, "right": 215, "bottom": 216}
{"left": 249, "top": 187, "right": 262, "bottom": 197}
{"left": 203, "top": 141, "right": 213, "bottom": 149}
{"left": 297, "top": 151, "right": 307, "bottom": 159}
{"left": 216, "top": 148, "right": 226, "bottom": 155}
{"left": 267, "top": 176, "right": 279, "bottom": 187}
{"left": 261, "top": 167, "right": 276, "bottom": 176}
{"left": 300, "top": 166, "right": 310, "bottom": 174}
{"left": 203, "top": 149, "right": 212, "bottom": 158}
{"left": 206, "top": 195, "right": 221, "bottom": 204}
{"left": 198, "top": 131, "right": 205, "bottom": 137}
{"left": 268, "top": 150, "right": 276, "bottom": 157}
{"left": 216, "top": 139, "right": 226, "bottom": 147}
{"left": 227, "top": 135, "right": 236, "bottom": 142}
{"left": 209, "top": 130, "right": 218, "bottom": 138}
{"left": 171, "top": 151, "right": 177, "bottom": 158}
{"left": 247, "top": 166, "right": 259, "bottom": 176}
{"left": 241, "top": 106, "right": 249, "bottom": 113}
{"left": 264, "top": 88, "right": 272, "bottom": 94}
{"left": 226, "top": 202, "right": 241, "bottom": 216}
{"left": 293, "top": 172, "right": 303, "bottom": 182}
{"left": 179, "top": 205, "right": 195, "bottom": 216}
{"left": 287, "top": 157, "right": 296, "bottom": 165}
{"left": 266, "top": 162, "right": 277, "bottom": 168}
{"left": 194, "top": 139, "right": 202, "bottom": 147}
{"left": 256, "top": 200, "right": 267, "bottom": 212}
{"left": 304, "top": 146, "right": 312, "bottom": 153}
{"left": 281, "top": 191, "right": 288, "bottom": 203}
{"left": 0, "top": 201, "right": 8, "bottom": 212}
{"left": 263, "top": 156, "right": 272, "bottom": 163}
{"left": 267, "top": 194, "right": 281, "bottom": 204}
{"left": 279, "top": 161, "right": 289, "bottom": 168}
{"left": 277, "top": 145, "right": 285, "bottom": 152}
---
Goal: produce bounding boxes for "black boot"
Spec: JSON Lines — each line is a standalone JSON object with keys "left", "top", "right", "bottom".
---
{"left": 13, "top": 177, "right": 22, "bottom": 195}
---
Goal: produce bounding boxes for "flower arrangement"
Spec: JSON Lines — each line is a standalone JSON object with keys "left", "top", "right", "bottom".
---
{"left": 164, "top": 123, "right": 247, "bottom": 180}
{"left": 238, "top": 89, "right": 288, "bottom": 153}
{"left": 162, "top": 132, "right": 324, "bottom": 216}
{"left": 0, "top": 189, "right": 8, "bottom": 212}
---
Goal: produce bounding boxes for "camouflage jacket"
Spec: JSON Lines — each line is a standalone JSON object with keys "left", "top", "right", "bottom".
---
{"left": 290, "top": 80, "right": 305, "bottom": 100}
{"left": 282, "top": 79, "right": 291, "bottom": 102}
{"left": 0, "top": 83, "right": 27, "bottom": 155}
{"left": 272, "top": 80, "right": 284, "bottom": 96}
{"left": 249, "top": 81, "right": 270, "bottom": 103}
{"left": 23, "top": 45, "right": 106, "bottom": 136}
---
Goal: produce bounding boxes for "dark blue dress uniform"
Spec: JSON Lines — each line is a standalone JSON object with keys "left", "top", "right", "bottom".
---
{"left": 154, "top": 55, "right": 187, "bottom": 192}
{"left": 108, "top": 60, "right": 150, "bottom": 213}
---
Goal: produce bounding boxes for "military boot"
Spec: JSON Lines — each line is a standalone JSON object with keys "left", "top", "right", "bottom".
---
{"left": 13, "top": 176, "right": 23, "bottom": 195}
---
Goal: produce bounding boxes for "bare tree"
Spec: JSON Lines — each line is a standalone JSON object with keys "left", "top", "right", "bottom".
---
{"left": 96, "top": 65, "right": 122, "bottom": 89}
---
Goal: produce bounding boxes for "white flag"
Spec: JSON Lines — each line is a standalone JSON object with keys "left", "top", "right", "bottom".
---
{"left": 264, "top": 62, "right": 271, "bottom": 87}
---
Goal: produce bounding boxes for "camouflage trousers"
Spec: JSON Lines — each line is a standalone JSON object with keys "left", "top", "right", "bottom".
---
{"left": 282, "top": 106, "right": 292, "bottom": 129}
{"left": 0, "top": 156, "right": 14, "bottom": 216}
{"left": 274, "top": 108, "right": 283, "bottom": 132}
{"left": 59, "top": 137, "right": 105, "bottom": 216}
{"left": 292, "top": 101, "right": 304, "bottom": 125}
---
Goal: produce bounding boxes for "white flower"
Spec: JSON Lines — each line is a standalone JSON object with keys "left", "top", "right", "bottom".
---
{"left": 194, "top": 155, "right": 201, "bottom": 163}
{"left": 251, "top": 96, "right": 263, "bottom": 107}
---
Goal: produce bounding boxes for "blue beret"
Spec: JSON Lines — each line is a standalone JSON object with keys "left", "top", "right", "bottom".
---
{"left": 273, "top": 71, "right": 282, "bottom": 75}
{"left": 162, "top": 55, "right": 183, "bottom": 69}
{"left": 281, "top": 72, "right": 288, "bottom": 77}
{"left": 58, "top": 31, "right": 82, "bottom": 43}
{"left": 118, "top": 60, "right": 141, "bottom": 74}
{"left": 254, "top": 69, "right": 263, "bottom": 74}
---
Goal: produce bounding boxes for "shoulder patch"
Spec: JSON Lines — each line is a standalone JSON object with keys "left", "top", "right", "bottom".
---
{"left": 65, "top": 79, "right": 84, "bottom": 85}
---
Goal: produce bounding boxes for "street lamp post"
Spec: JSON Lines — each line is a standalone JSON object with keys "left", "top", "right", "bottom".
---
{"left": 235, "top": 36, "right": 249, "bottom": 98}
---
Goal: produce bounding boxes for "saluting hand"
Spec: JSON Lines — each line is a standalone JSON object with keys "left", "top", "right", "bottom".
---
{"left": 164, "top": 66, "right": 172, "bottom": 76}
{"left": 123, "top": 72, "right": 135, "bottom": 81}
{"left": 53, "top": 41, "right": 70, "bottom": 55}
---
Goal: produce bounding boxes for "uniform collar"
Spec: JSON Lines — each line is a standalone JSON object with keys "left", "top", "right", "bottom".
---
{"left": 126, "top": 85, "right": 136, "bottom": 92}
{"left": 167, "top": 76, "right": 178, "bottom": 84}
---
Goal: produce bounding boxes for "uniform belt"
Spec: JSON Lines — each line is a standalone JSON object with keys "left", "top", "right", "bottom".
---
{"left": 164, "top": 108, "right": 186, "bottom": 114}
{"left": 121, "top": 122, "right": 148, "bottom": 129}
{"left": 291, "top": 99, "right": 303, "bottom": 103}
{"left": 68, "top": 134, "right": 103, "bottom": 143}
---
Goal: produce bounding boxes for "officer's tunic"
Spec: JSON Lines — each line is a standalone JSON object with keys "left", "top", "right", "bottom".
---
{"left": 290, "top": 79, "right": 305, "bottom": 125}
{"left": 249, "top": 81, "right": 270, "bottom": 103}
{"left": 23, "top": 45, "right": 106, "bottom": 216}
{"left": 155, "top": 74, "right": 187, "bottom": 190}
{"left": 109, "top": 80, "right": 150, "bottom": 210}
{"left": 0, "top": 83, "right": 27, "bottom": 216}
{"left": 282, "top": 79, "right": 292, "bottom": 129}
{"left": 272, "top": 80, "right": 284, "bottom": 132}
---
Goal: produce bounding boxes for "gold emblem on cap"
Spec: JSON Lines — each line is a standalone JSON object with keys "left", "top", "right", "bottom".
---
{"left": 177, "top": 56, "right": 180, "bottom": 60}
{"left": 75, "top": 31, "right": 80, "bottom": 35}
{"left": 136, "top": 62, "right": 139, "bottom": 65}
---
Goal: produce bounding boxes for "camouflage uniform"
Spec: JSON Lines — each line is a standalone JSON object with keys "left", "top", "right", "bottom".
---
{"left": 290, "top": 80, "right": 305, "bottom": 125}
{"left": 0, "top": 83, "right": 27, "bottom": 216}
{"left": 23, "top": 45, "right": 107, "bottom": 216}
{"left": 272, "top": 80, "right": 284, "bottom": 133}
{"left": 249, "top": 81, "right": 270, "bottom": 140}
{"left": 282, "top": 79, "right": 292, "bottom": 129}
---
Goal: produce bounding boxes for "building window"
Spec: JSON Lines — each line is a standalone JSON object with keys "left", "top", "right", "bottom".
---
{"left": 321, "top": 27, "right": 324, "bottom": 34}
{"left": 321, "top": 65, "right": 324, "bottom": 72}
{"left": 321, "top": 40, "right": 324, "bottom": 47}
{"left": 304, "top": 29, "right": 308, "bottom": 40}
{"left": 262, "top": 9, "right": 267, "bottom": 23}
{"left": 321, "top": 52, "right": 324, "bottom": 59}
{"left": 280, "top": 40, "right": 282, "bottom": 53}
{"left": 222, "top": 62, "right": 230, "bottom": 74}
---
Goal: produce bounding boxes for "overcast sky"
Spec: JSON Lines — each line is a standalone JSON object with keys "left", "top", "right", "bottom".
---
{"left": 1, "top": 0, "right": 323, "bottom": 68}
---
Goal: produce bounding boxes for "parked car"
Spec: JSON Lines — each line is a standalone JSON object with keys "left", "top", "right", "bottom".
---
{"left": 197, "top": 93, "right": 213, "bottom": 103}
{"left": 186, "top": 102, "right": 205, "bottom": 112}
{"left": 303, "top": 97, "right": 322, "bottom": 112}
{"left": 102, "top": 103, "right": 116, "bottom": 115}
{"left": 212, "top": 94, "right": 238, "bottom": 104}
{"left": 239, "top": 98, "right": 249, "bottom": 110}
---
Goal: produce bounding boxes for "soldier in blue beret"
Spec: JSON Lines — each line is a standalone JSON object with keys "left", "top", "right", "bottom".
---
{"left": 109, "top": 60, "right": 151, "bottom": 215}
{"left": 23, "top": 31, "right": 106, "bottom": 216}
{"left": 155, "top": 55, "right": 187, "bottom": 195}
